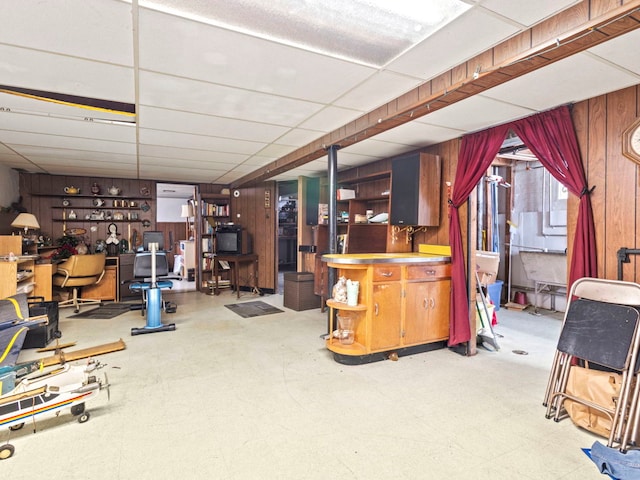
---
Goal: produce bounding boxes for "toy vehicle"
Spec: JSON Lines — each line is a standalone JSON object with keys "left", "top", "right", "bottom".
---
{"left": 0, "top": 361, "right": 109, "bottom": 460}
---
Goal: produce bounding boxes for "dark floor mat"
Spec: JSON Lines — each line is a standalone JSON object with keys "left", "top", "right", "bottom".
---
{"left": 68, "top": 303, "right": 132, "bottom": 319}
{"left": 225, "top": 301, "right": 284, "bottom": 318}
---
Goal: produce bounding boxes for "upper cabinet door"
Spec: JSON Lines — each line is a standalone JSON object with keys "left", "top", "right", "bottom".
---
{"left": 390, "top": 153, "right": 441, "bottom": 226}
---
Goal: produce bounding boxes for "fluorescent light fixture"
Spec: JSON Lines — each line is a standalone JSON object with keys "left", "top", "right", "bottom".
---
{"left": 138, "top": 0, "right": 471, "bottom": 67}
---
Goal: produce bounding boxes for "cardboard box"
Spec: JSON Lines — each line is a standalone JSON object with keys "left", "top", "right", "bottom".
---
{"left": 337, "top": 189, "right": 356, "bottom": 200}
{"left": 476, "top": 250, "right": 499, "bottom": 285}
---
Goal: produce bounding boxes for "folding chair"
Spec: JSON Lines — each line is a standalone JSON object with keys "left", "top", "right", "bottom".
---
{"left": 544, "top": 277, "right": 640, "bottom": 448}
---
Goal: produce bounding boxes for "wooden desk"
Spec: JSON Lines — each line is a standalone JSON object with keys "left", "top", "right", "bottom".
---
{"left": 82, "top": 256, "right": 119, "bottom": 302}
{"left": 213, "top": 254, "right": 259, "bottom": 298}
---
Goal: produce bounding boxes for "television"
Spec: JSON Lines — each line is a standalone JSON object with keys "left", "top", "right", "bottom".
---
{"left": 143, "top": 231, "right": 165, "bottom": 251}
{"left": 216, "top": 226, "right": 252, "bottom": 255}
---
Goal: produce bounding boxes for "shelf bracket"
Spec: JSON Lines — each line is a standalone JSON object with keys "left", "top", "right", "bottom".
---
{"left": 392, "top": 225, "right": 428, "bottom": 244}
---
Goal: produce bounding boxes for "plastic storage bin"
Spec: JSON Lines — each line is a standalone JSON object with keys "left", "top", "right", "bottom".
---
{"left": 486, "top": 280, "right": 504, "bottom": 311}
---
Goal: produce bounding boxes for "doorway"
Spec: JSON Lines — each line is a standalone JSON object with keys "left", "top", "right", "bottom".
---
{"left": 156, "top": 183, "right": 197, "bottom": 292}
{"left": 277, "top": 181, "right": 298, "bottom": 292}
{"left": 479, "top": 138, "right": 568, "bottom": 312}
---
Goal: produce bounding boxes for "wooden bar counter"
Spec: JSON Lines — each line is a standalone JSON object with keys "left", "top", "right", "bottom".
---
{"left": 322, "top": 253, "right": 451, "bottom": 364}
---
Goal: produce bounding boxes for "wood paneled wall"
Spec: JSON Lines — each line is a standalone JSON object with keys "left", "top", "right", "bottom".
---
{"left": 232, "top": 182, "right": 277, "bottom": 292}
{"left": 570, "top": 85, "right": 640, "bottom": 283}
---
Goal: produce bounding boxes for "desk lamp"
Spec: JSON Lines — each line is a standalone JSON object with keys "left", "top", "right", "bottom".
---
{"left": 11, "top": 213, "right": 40, "bottom": 235}
{"left": 11, "top": 213, "right": 40, "bottom": 254}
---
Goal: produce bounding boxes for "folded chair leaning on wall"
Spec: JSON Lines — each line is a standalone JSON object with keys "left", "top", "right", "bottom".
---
{"left": 544, "top": 277, "right": 640, "bottom": 449}
{"left": 52, "top": 253, "right": 106, "bottom": 313}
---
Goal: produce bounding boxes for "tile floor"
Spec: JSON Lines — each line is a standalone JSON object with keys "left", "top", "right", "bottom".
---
{"left": 5, "top": 293, "right": 608, "bottom": 479}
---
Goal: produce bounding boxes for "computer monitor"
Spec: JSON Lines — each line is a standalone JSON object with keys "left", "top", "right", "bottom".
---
{"left": 143, "top": 231, "right": 165, "bottom": 251}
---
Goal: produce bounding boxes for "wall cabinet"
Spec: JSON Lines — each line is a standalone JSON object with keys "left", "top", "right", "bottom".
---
{"left": 390, "top": 152, "right": 441, "bottom": 226}
{"left": 323, "top": 253, "right": 451, "bottom": 364}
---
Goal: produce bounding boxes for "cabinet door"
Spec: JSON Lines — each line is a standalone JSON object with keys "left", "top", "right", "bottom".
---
{"left": 371, "top": 282, "right": 402, "bottom": 351}
{"left": 404, "top": 279, "right": 450, "bottom": 345}
{"left": 82, "top": 266, "right": 117, "bottom": 301}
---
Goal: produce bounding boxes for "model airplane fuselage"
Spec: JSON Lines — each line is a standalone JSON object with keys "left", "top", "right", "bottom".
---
{"left": 0, "top": 361, "right": 108, "bottom": 460}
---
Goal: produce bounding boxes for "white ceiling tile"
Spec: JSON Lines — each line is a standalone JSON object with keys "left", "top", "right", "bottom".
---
{"left": 588, "top": 29, "right": 640, "bottom": 76}
{"left": 334, "top": 71, "right": 424, "bottom": 111}
{"left": 482, "top": 53, "right": 640, "bottom": 111}
{"left": 0, "top": 0, "right": 133, "bottom": 66}
{"left": 256, "top": 144, "right": 298, "bottom": 158}
{"left": 3, "top": 131, "right": 135, "bottom": 155}
{"left": 138, "top": 156, "right": 232, "bottom": 171}
{"left": 139, "top": 128, "right": 265, "bottom": 155}
{"left": 139, "top": 8, "right": 377, "bottom": 103}
{"left": 138, "top": 144, "right": 247, "bottom": 164}
{"left": 480, "top": 0, "right": 581, "bottom": 27}
{"left": 0, "top": 112, "right": 136, "bottom": 145}
{"left": 275, "top": 128, "right": 324, "bottom": 148}
{"left": 416, "top": 95, "right": 535, "bottom": 131}
{"left": 139, "top": 71, "right": 324, "bottom": 127}
{"left": 139, "top": 106, "right": 289, "bottom": 143}
{"left": 0, "top": 45, "right": 134, "bottom": 102}
{"left": 298, "top": 105, "right": 363, "bottom": 132}
{"left": 372, "top": 121, "right": 465, "bottom": 146}
{"left": 11, "top": 148, "right": 136, "bottom": 165}
{"left": 386, "top": 8, "right": 519, "bottom": 79}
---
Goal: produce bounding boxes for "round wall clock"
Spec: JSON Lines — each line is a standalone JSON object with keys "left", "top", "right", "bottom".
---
{"left": 622, "top": 117, "right": 640, "bottom": 165}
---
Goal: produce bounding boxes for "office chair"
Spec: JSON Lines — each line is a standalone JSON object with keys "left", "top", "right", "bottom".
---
{"left": 52, "top": 254, "right": 106, "bottom": 313}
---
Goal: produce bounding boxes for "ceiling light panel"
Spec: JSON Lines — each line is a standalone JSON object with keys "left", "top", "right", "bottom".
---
{"left": 141, "top": 0, "right": 471, "bottom": 68}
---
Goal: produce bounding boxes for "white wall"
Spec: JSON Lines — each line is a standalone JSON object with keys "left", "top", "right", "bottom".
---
{"left": 0, "top": 165, "right": 19, "bottom": 208}
{"left": 157, "top": 197, "right": 189, "bottom": 222}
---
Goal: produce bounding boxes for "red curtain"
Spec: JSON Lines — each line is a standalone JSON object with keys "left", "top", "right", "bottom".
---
{"left": 510, "top": 105, "right": 597, "bottom": 286}
{"left": 448, "top": 105, "right": 596, "bottom": 348}
{"left": 448, "top": 124, "right": 509, "bottom": 346}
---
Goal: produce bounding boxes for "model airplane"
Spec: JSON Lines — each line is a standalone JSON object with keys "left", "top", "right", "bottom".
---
{"left": 0, "top": 360, "right": 109, "bottom": 460}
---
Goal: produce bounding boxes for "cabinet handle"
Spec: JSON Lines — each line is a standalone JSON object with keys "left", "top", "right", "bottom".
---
{"left": 423, "top": 298, "right": 428, "bottom": 310}
{"left": 374, "top": 303, "right": 379, "bottom": 316}
{"left": 426, "top": 270, "right": 436, "bottom": 276}
{"left": 430, "top": 298, "right": 435, "bottom": 309}
{"left": 380, "top": 271, "right": 393, "bottom": 277}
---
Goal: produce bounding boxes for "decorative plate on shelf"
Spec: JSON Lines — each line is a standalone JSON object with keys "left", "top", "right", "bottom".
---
{"left": 64, "top": 228, "right": 87, "bottom": 236}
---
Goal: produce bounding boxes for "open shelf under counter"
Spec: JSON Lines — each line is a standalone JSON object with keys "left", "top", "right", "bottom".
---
{"left": 326, "top": 299, "right": 367, "bottom": 311}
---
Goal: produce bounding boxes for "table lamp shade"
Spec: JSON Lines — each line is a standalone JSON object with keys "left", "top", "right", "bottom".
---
{"left": 181, "top": 204, "right": 194, "bottom": 218}
{"left": 11, "top": 213, "right": 40, "bottom": 232}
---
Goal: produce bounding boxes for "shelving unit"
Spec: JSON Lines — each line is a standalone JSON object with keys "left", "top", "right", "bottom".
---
{"left": 0, "top": 236, "right": 37, "bottom": 298}
{"left": 196, "top": 192, "right": 231, "bottom": 292}
{"left": 31, "top": 190, "right": 155, "bottom": 251}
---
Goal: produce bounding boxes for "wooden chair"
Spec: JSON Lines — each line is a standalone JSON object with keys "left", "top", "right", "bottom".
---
{"left": 52, "top": 254, "right": 106, "bottom": 313}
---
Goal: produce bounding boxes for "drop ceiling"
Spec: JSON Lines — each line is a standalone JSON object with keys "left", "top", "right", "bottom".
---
{"left": 1, "top": 0, "right": 639, "bottom": 186}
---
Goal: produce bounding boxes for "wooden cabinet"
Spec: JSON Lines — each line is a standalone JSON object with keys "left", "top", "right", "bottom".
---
{"left": 323, "top": 253, "right": 450, "bottom": 364}
{"left": 404, "top": 264, "right": 451, "bottom": 344}
{"left": 0, "top": 236, "right": 38, "bottom": 299}
{"left": 390, "top": 152, "right": 441, "bottom": 226}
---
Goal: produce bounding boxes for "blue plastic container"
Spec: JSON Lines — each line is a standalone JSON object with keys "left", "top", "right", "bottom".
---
{"left": 486, "top": 280, "right": 503, "bottom": 311}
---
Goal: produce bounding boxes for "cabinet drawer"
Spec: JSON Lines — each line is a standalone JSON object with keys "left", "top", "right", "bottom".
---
{"left": 407, "top": 263, "right": 451, "bottom": 280}
{"left": 372, "top": 266, "right": 401, "bottom": 282}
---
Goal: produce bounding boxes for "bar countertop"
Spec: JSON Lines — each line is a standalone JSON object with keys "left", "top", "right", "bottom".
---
{"left": 321, "top": 253, "right": 450, "bottom": 265}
